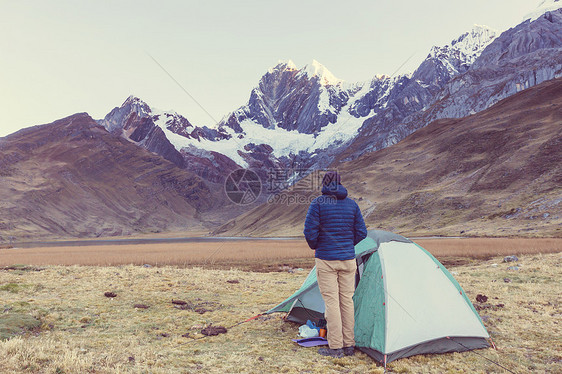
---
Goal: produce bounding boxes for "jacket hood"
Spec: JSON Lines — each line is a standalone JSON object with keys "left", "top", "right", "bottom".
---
{"left": 322, "top": 183, "right": 348, "bottom": 200}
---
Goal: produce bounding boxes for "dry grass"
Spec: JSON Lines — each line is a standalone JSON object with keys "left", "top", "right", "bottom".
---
{"left": 0, "top": 245, "right": 560, "bottom": 373}
{"left": 1, "top": 238, "right": 560, "bottom": 270}
{"left": 0, "top": 240, "right": 312, "bottom": 269}
{"left": 417, "top": 237, "right": 562, "bottom": 258}
{"left": 418, "top": 237, "right": 562, "bottom": 267}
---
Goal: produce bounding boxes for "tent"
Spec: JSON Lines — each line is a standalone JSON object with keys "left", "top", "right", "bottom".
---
{"left": 266, "top": 230, "right": 491, "bottom": 365}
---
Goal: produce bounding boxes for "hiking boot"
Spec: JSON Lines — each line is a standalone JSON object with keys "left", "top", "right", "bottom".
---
{"left": 343, "top": 346, "right": 355, "bottom": 356}
{"left": 318, "top": 347, "right": 344, "bottom": 358}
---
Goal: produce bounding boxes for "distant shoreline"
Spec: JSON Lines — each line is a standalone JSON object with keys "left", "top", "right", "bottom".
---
{"left": 8, "top": 234, "right": 560, "bottom": 249}
{"left": 10, "top": 236, "right": 300, "bottom": 249}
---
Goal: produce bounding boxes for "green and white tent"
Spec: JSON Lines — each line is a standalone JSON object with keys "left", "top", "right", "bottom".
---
{"left": 266, "top": 230, "right": 490, "bottom": 364}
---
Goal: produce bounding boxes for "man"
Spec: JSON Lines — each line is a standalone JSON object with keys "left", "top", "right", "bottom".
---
{"left": 303, "top": 171, "right": 367, "bottom": 358}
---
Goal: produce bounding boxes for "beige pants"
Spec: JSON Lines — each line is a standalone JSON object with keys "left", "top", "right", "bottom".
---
{"left": 315, "top": 258, "right": 357, "bottom": 349}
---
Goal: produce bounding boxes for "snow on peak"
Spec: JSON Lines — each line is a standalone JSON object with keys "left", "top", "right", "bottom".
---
{"left": 124, "top": 95, "right": 146, "bottom": 105}
{"left": 451, "top": 25, "right": 497, "bottom": 62}
{"left": 300, "top": 60, "right": 342, "bottom": 85}
{"left": 523, "top": 0, "right": 562, "bottom": 22}
{"left": 452, "top": 25, "right": 497, "bottom": 48}
{"left": 268, "top": 59, "right": 298, "bottom": 73}
{"left": 429, "top": 24, "right": 497, "bottom": 68}
{"left": 122, "top": 95, "right": 152, "bottom": 116}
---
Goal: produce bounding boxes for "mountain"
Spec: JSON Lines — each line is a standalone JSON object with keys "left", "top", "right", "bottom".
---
{"left": 0, "top": 113, "right": 226, "bottom": 241}
{"left": 100, "top": 24, "right": 498, "bottom": 190}
{"left": 215, "top": 25, "right": 498, "bottom": 168}
{"left": 339, "top": 9, "right": 562, "bottom": 160}
{"left": 524, "top": 0, "right": 562, "bottom": 22}
{"left": 104, "top": 6, "right": 558, "bottom": 183}
{"left": 3, "top": 2, "right": 559, "bottom": 241}
{"left": 98, "top": 96, "right": 237, "bottom": 183}
{"left": 216, "top": 77, "right": 562, "bottom": 238}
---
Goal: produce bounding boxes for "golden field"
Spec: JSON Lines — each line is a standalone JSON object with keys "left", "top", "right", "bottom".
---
{"left": 0, "top": 239, "right": 561, "bottom": 373}
{"left": 0, "top": 237, "right": 560, "bottom": 269}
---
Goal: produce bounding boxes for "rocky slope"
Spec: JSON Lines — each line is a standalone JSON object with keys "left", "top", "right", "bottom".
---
{"left": 216, "top": 77, "right": 562, "bottom": 238}
{"left": 0, "top": 113, "right": 228, "bottom": 241}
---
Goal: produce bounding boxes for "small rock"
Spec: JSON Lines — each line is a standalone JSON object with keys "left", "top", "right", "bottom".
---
{"left": 507, "top": 266, "right": 520, "bottom": 271}
{"left": 181, "top": 332, "right": 190, "bottom": 338}
{"left": 490, "top": 263, "right": 498, "bottom": 267}
{"left": 172, "top": 299, "right": 187, "bottom": 305}
{"left": 142, "top": 264, "right": 152, "bottom": 268}
{"left": 496, "top": 304, "right": 505, "bottom": 308}
{"left": 134, "top": 304, "right": 150, "bottom": 309}
{"left": 201, "top": 325, "right": 227, "bottom": 336}
{"left": 504, "top": 278, "right": 512, "bottom": 283}
{"left": 476, "top": 294, "right": 488, "bottom": 303}
{"left": 104, "top": 292, "right": 117, "bottom": 298}
{"left": 503, "top": 255, "right": 519, "bottom": 263}
{"left": 128, "top": 356, "right": 135, "bottom": 363}
{"left": 227, "top": 280, "right": 240, "bottom": 284}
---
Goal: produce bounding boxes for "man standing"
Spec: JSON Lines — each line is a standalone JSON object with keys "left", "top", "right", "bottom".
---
{"left": 304, "top": 171, "right": 367, "bottom": 358}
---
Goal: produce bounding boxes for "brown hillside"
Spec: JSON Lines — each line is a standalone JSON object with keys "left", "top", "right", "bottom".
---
{"left": 0, "top": 113, "right": 218, "bottom": 241}
{"left": 217, "top": 77, "right": 562, "bottom": 237}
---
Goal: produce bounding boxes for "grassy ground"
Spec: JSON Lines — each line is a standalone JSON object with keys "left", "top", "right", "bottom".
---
{"left": 0, "top": 251, "right": 560, "bottom": 373}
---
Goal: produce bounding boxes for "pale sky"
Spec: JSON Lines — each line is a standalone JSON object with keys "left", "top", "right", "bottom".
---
{"left": 0, "top": 0, "right": 541, "bottom": 137}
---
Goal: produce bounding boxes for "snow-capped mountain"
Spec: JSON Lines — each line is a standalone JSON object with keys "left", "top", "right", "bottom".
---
{"left": 99, "top": 24, "right": 500, "bottom": 184}
{"left": 340, "top": 8, "right": 562, "bottom": 160}
{"left": 412, "top": 8, "right": 562, "bottom": 132}
{"left": 99, "top": 96, "right": 239, "bottom": 182}
{"left": 99, "top": 3, "right": 561, "bottom": 193}
{"left": 524, "top": 0, "right": 562, "bottom": 22}
{"left": 213, "top": 25, "right": 497, "bottom": 169}
{"left": 428, "top": 25, "right": 498, "bottom": 74}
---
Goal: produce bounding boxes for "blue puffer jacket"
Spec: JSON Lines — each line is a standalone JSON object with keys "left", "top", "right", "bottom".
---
{"left": 303, "top": 183, "right": 368, "bottom": 261}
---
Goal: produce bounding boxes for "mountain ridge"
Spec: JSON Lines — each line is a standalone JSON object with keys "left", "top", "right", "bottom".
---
{"left": 216, "top": 77, "right": 562, "bottom": 238}
{"left": 99, "top": 22, "right": 502, "bottom": 188}
{"left": 0, "top": 113, "right": 230, "bottom": 240}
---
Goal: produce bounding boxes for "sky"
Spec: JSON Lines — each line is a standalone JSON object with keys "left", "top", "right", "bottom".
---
{"left": 0, "top": 0, "right": 545, "bottom": 137}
